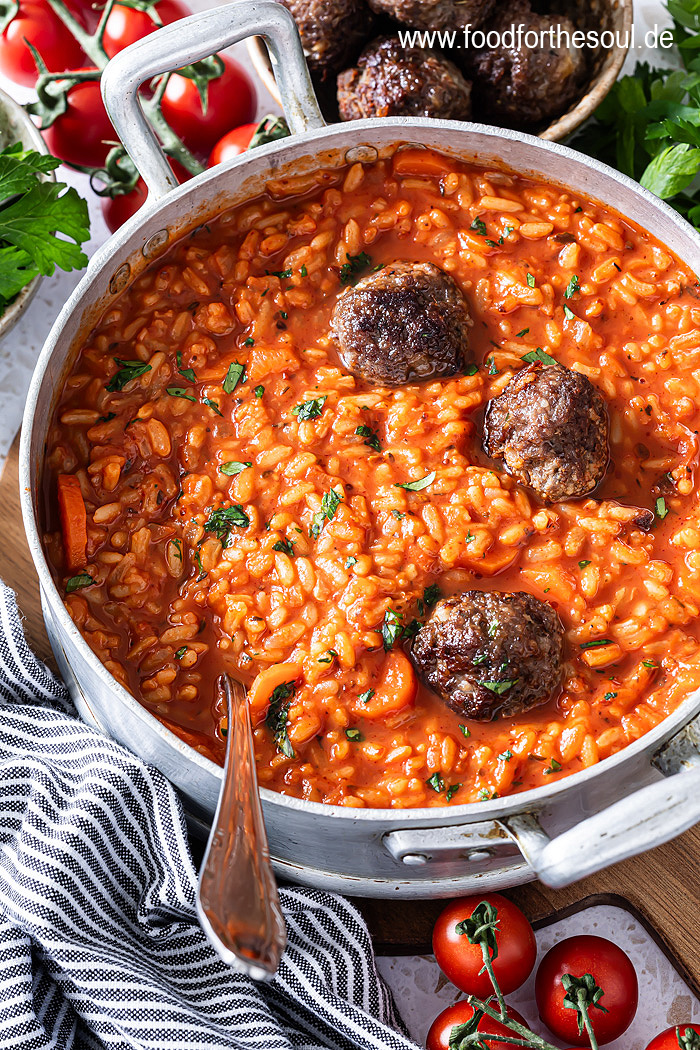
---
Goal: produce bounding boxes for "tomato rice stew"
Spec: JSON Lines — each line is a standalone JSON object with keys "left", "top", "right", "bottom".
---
{"left": 43, "top": 147, "right": 700, "bottom": 809}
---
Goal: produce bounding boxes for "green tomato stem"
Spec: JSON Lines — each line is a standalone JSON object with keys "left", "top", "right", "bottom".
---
{"left": 479, "top": 941, "right": 507, "bottom": 1019}
{"left": 465, "top": 998, "right": 562, "bottom": 1050}
{"left": 140, "top": 92, "right": 205, "bottom": 177}
{"left": 577, "top": 989, "right": 600, "bottom": 1050}
{"left": 44, "top": 0, "right": 108, "bottom": 67}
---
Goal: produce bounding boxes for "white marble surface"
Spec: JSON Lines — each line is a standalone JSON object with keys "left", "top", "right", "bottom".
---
{"left": 379, "top": 903, "right": 700, "bottom": 1048}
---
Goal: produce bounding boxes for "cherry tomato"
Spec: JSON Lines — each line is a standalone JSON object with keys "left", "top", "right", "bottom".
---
{"left": 426, "top": 1003, "right": 528, "bottom": 1050}
{"left": 43, "top": 72, "right": 115, "bottom": 168}
{"left": 102, "top": 0, "right": 189, "bottom": 58}
{"left": 160, "top": 55, "right": 256, "bottom": 162}
{"left": 208, "top": 123, "right": 259, "bottom": 166}
{"left": 0, "top": 0, "right": 86, "bottom": 86}
{"left": 101, "top": 160, "right": 191, "bottom": 232}
{"left": 646, "top": 1025, "right": 700, "bottom": 1050}
{"left": 535, "top": 935, "right": 638, "bottom": 1046}
{"left": 432, "top": 894, "right": 536, "bottom": 998}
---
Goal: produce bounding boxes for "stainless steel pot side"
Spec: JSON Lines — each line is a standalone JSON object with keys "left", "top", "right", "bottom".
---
{"left": 20, "top": 1, "right": 700, "bottom": 897}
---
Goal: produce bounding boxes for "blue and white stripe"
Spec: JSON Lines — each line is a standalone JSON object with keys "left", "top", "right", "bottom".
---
{"left": 0, "top": 582, "right": 418, "bottom": 1050}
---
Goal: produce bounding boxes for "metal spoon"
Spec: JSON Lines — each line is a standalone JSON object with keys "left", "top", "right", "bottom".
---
{"left": 197, "top": 674, "right": 287, "bottom": 981}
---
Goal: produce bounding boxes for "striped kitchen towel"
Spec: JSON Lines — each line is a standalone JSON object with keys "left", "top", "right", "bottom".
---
{"left": 0, "top": 581, "right": 418, "bottom": 1050}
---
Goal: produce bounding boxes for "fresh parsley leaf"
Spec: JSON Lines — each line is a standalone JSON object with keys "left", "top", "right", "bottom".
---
{"left": 167, "top": 387, "right": 197, "bottom": 402}
{"left": 445, "top": 784, "right": 461, "bottom": 802}
{"left": 578, "top": 559, "right": 591, "bottom": 568}
{"left": 358, "top": 688, "right": 374, "bottom": 704}
{"left": 381, "top": 607, "right": 403, "bottom": 650}
{"left": 106, "top": 359, "right": 151, "bottom": 392}
{"left": 176, "top": 349, "right": 196, "bottom": 383}
{"left": 202, "top": 396, "right": 222, "bottom": 415}
{"left": 580, "top": 639, "right": 612, "bottom": 649}
{"left": 564, "top": 305, "right": 576, "bottom": 320}
{"left": 219, "top": 461, "right": 251, "bottom": 476}
{"left": 223, "top": 361, "right": 245, "bottom": 393}
{"left": 273, "top": 538, "right": 295, "bottom": 555}
{"left": 543, "top": 758, "right": 563, "bottom": 775}
{"left": 205, "top": 504, "right": 250, "bottom": 544}
{"left": 174, "top": 646, "right": 187, "bottom": 659}
{"left": 253, "top": 385, "right": 264, "bottom": 398}
{"left": 243, "top": 337, "right": 255, "bottom": 347}
{"left": 266, "top": 680, "right": 296, "bottom": 758}
{"left": 521, "top": 347, "right": 557, "bottom": 365}
{"left": 643, "top": 659, "right": 657, "bottom": 669}
{"left": 395, "top": 471, "right": 436, "bottom": 492}
{"left": 65, "top": 573, "right": 94, "bottom": 593}
{"left": 426, "top": 772, "right": 445, "bottom": 793}
{"left": 345, "top": 728, "right": 363, "bottom": 742}
{"left": 345, "top": 556, "right": 358, "bottom": 569}
{"left": 356, "top": 423, "right": 381, "bottom": 451}
{"left": 310, "top": 487, "right": 343, "bottom": 538}
{"left": 339, "top": 251, "right": 373, "bottom": 284}
{"left": 458, "top": 724, "right": 471, "bottom": 739}
{"left": 487, "top": 355, "right": 499, "bottom": 375}
{"left": 464, "top": 363, "right": 479, "bottom": 375}
{"left": 292, "top": 396, "right": 326, "bottom": 421}
{"left": 565, "top": 274, "right": 580, "bottom": 298}
{"left": 515, "top": 328, "right": 529, "bottom": 337}
{"left": 423, "top": 583, "right": 441, "bottom": 607}
{"left": 604, "top": 691, "right": 618, "bottom": 701}
{"left": 656, "top": 496, "right": 669, "bottom": 520}
{"left": 470, "top": 217, "right": 487, "bottom": 235}
{"left": 480, "top": 679, "right": 519, "bottom": 694}
{"left": 526, "top": 272, "right": 536, "bottom": 288}
{"left": 498, "top": 750, "right": 513, "bottom": 762}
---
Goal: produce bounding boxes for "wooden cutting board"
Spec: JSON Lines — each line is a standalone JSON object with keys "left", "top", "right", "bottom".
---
{"left": 4, "top": 431, "right": 700, "bottom": 986}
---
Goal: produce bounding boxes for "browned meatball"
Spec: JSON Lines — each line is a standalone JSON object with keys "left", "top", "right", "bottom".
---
{"left": 483, "top": 361, "right": 609, "bottom": 503}
{"left": 279, "top": 0, "right": 377, "bottom": 80}
{"left": 465, "top": 0, "right": 587, "bottom": 127}
{"left": 330, "top": 261, "right": 472, "bottom": 386}
{"left": 367, "top": 0, "right": 495, "bottom": 31}
{"left": 337, "top": 37, "right": 472, "bottom": 121}
{"left": 411, "top": 591, "right": 564, "bottom": 721}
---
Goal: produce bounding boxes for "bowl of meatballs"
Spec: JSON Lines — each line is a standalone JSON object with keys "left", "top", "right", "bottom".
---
{"left": 250, "top": 0, "right": 632, "bottom": 139}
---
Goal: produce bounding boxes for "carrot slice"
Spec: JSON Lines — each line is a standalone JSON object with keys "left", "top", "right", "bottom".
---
{"left": 354, "top": 650, "right": 418, "bottom": 720}
{"left": 248, "top": 661, "right": 303, "bottom": 715}
{"left": 57, "top": 474, "right": 87, "bottom": 572}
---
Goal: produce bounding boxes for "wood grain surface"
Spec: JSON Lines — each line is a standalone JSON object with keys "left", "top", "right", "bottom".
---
{"left": 3, "top": 431, "right": 699, "bottom": 985}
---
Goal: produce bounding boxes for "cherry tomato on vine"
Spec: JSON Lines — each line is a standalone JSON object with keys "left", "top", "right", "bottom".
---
{"left": 208, "top": 123, "right": 259, "bottom": 166}
{"left": 535, "top": 935, "right": 638, "bottom": 1046}
{"left": 0, "top": 0, "right": 86, "bottom": 86}
{"left": 160, "top": 55, "right": 256, "bottom": 162}
{"left": 646, "top": 1025, "right": 700, "bottom": 1050}
{"left": 426, "top": 1003, "right": 528, "bottom": 1050}
{"left": 101, "top": 161, "right": 191, "bottom": 232}
{"left": 102, "top": 0, "right": 189, "bottom": 58}
{"left": 432, "top": 894, "right": 536, "bottom": 998}
{"left": 42, "top": 72, "right": 115, "bottom": 168}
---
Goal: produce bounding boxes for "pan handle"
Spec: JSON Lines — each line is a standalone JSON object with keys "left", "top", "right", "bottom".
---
{"left": 505, "top": 713, "right": 700, "bottom": 888}
{"left": 100, "top": 0, "right": 325, "bottom": 200}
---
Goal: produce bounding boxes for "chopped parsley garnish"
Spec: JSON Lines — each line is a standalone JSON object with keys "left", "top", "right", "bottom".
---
{"left": 516, "top": 328, "right": 529, "bottom": 338}
{"left": 269, "top": 267, "right": 292, "bottom": 279}
{"left": 477, "top": 788, "right": 492, "bottom": 801}
{"left": 202, "top": 396, "right": 222, "bottom": 416}
{"left": 265, "top": 681, "right": 296, "bottom": 758}
{"left": 176, "top": 349, "right": 196, "bottom": 383}
{"left": 358, "top": 688, "right": 375, "bottom": 704}
{"left": 643, "top": 659, "right": 658, "bottom": 669}
{"left": 426, "top": 772, "right": 445, "bottom": 793}
{"left": 167, "top": 387, "right": 197, "bottom": 402}
{"left": 578, "top": 560, "right": 591, "bottom": 569}
{"left": 458, "top": 724, "right": 471, "bottom": 739}
{"left": 205, "top": 504, "right": 250, "bottom": 544}
{"left": 219, "top": 461, "right": 251, "bottom": 476}
{"left": 175, "top": 646, "right": 187, "bottom": 659}
{"left": 580, "top": 639, "right": 612, "bottom": 649}
{"left": 243, "top": 337, "right": 255, "bottom": 347}
{"left": 445, "top": 784, "right": 461, "bottom": 802}
{"left": 480, "top": 679, "right": 519, "bottom": 694}
{"left": 345, "top": 728, "right": 363, "bottom": 742}
{"left": 106, "top": 359, "right": 151, "bottom": 392}
{"left": 395, "top": 471, "right": 435, "bottom": 492}
{"left": 253, "top": 385, "right": 264, "bottom": 398}
{"left": 193, "top": 549, "right": 206, "bottom": 580}
{"left": 655, "top": 496, "right": 669, "bottom": 520}
{"left": 292, "top": 395, "right": 327, "bottom": 421}
{"left": 464, "top": 363, "right": 479, "bottom": 376}
{"left": 526, "top": 272, "right": 536, "bottom": 288}
{"left": 339, "top": 251, "right": 373, "bottom": 284}
{"left": 423, "top": 583, "right": 441, "bottom": 608}
{"left": 345, "top": 556, "right": 358, "bottom": 568}
{"left": 65, "top": 573, "right": 94, "bottom": 593}
{"left": 521, "top": 347, "right": 556, "bottom": 366}
{"left": 381, "top": 607, "right": 403, "bottom": 650}
{"left": 223, "top": 361, "right": 245, "bottom": 393}
{"left": 565, "top": 274, "right": 580, "bottom": 298}
{"left": 273, "top": 539, "right": 295, "bottom": 555}
{"left": 487, "top": 356, "right": 499, "bottom": 375}
{"left": 300, "top": 264, "right": 308, "bottom": 277}
{"left": 356, "top": 424, "right": 382, "bottom": 452}
{"left": 563, "top": 305, "right": 576, "bottom": 321}
{"left": 470, "top": 217, "right": 487, "bottom": 235}
{"left": 498, "top": 750, "right": 513, "bottom": 762}
{"left": 543, "top": 758, "right": 563, "bottom": 775}
{"left": 604, "top": 691, "right": 618, "bottom": 701}
{"left": 310, "top": 487, "right": 343, "bottom": 538}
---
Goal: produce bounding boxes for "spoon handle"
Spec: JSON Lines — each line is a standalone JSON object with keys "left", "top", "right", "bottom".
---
{"left": 197, "top": 674, "right": 286, "bottom": 981}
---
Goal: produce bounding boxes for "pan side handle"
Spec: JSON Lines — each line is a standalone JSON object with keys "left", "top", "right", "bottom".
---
{"left": 505, "top": 714, "right": 700, "bottom": 888}
{"left": 100, "top": 1, "right": 325, "bottom": 199}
